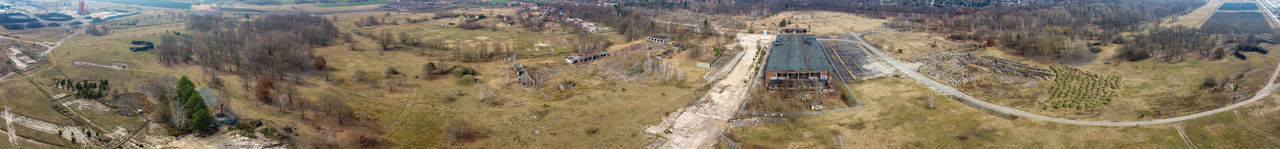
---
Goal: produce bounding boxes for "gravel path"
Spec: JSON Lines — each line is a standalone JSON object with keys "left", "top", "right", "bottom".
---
{"left": 646, "top": 34, "right": 773, "bottom": 149}
{"left": 837, "top": 32, "right": 1280, "bottom": 126}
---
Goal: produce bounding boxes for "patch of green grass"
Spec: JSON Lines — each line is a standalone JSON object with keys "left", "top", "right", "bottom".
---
{"left": 258, "top": 127, "right": 278, "bottom": 139}
{"left": 315, "top": 0, "right": 389, "bottom": 7}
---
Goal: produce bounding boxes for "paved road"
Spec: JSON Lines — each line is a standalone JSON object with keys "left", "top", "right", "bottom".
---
{"left": 1259, "top": 0, "right": 1280, "bottom": 30}
{"left": 832, "top": 32, "right": 1280, "bottom": 126}
{"left": 646, "top": 34, "right": 773, "bottom": 149}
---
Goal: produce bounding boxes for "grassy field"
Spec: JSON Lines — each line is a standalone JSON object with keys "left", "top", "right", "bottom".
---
{"left": 300, "top": 9, "right": 709, "bottom": 148}
{"left": 963, "top": 42, "right": 1280, "bottom": 121}
{"left": 863, "top": 32, "right": 961, "bottom": 58}
{"left": 0, "top": 7, "right": 715, "bottom": 148}
{"left": 337, "top": 9, "right": 612, "bottom": 55}
{"left": 743, "top": 11, "right": 886, "bottom": 35}
{"left": 731, "top": 77, "right": 1280, "bottom": 148}
{"left": 862, "top": 26, "right": 1280, "bottom": 122}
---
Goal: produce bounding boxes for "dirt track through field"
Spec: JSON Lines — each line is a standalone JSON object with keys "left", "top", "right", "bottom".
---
{"left": 645, "top": 34, "right": 773, "bottom": 149}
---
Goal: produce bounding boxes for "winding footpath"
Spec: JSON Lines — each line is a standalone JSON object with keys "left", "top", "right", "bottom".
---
{"left": 836, "top": 32, "right": 1280, "bottom": 126}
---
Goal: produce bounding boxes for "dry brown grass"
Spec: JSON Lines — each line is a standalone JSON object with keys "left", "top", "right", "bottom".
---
{"left": 730, "top": 77, "right": 1225, "bottom": 148}
{"left": 864, "top": 32, "right": 962, "bottom": 59}
{"left": 744, "top": 11, "right": 887, "bottom": 34}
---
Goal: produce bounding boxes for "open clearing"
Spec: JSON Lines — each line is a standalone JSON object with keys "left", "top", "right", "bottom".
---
{"left": 862, "top": 26, "right": 1280, "bottom": 121}
{"left": 745, "top": 11, "right": 886, "bottom": 34}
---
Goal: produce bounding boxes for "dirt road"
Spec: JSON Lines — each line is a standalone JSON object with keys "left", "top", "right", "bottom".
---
{"left": 840, "top": 31, "right": 1280, "bottom": 126}
{"left": 646, "top": 34, "right": 773, "bottom": 149}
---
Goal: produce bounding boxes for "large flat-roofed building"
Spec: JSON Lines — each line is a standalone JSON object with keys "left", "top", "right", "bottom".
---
{"left": 764, "top": 34, "right": 833, "bottom": 92}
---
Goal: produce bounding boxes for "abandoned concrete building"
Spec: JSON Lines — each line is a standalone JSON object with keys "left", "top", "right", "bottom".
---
{"left": 647, "top": 35, "right": 672, "bottom": 44}
{"left": 565, "top": 52, "right": 609, "bottom": 64}
{"left": 780, "top": 28, "right": 809, "bottom": 34}
{"left": 764, "top": 34, "right": 833, "bottom": 92}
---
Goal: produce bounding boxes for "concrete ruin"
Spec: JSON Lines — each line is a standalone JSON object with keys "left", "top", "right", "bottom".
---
{"left": 565, "top": 52, "right": 609, "bottom": 64}
{"left": 764, "top": 35, "right": 832, "bottom": 92}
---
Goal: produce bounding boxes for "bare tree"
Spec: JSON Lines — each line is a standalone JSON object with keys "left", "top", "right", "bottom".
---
{"left": 140, "top": 75, "right": 178, "bottom": 123}
{"left": 321, "top": 94, "right": 353, "bottom": 125}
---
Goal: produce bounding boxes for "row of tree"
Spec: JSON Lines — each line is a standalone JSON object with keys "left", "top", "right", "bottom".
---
{"left": 55, "top": 79, "right": 110, "bottom": 99}
{"left": 174, "top": 76, "right": 214, "bottom": 135}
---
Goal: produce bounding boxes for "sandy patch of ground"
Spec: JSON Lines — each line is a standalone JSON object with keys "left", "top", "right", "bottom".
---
{"left": 60, "top": 100, "right": 111, "bottom": 113}
{"left": 5, "top": 48, "right": 34, "bottom": 70}
{"left": 1, "top": 109, "right": 89, "bottom": 145}
{"left": 72, "top": 61, "right": 128, "bottom": 71}
{"left": 146, "top": 133, "right": 286, "bottom": 149}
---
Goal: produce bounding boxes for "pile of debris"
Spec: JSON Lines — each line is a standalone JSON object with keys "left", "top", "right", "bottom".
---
{"left": 964, "top": 56, "right": 1054, "bottom": 79}
{"left": 509, "top": 64, "right": 560, "bottom": 88}
{"left": 910, "top": 52, "right": 1054, "bottom": 84}
{"left": 911, "top": 52, "right": 987, "bottom": 84}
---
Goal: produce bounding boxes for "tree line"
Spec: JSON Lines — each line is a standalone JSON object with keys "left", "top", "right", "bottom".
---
{"left": 173, "top": 76, "right": 215, "bottom": 135}
{"left": 54, "top": 79, "right": 110, "bottom": 99}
